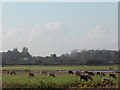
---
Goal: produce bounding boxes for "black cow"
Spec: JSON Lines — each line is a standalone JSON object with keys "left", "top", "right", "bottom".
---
{"left": 88, "top": 72, "right": 94, "bottom": 76}
{"left": 116, "top": 71, "right": 120, "bottom": 74}
{"left": 6, "top": 70, "right": 9, "bottom": 74}
{"left": 48, "top": 73, "right": 56, "bottom": 77}
{"left": 76, "top": 71, "right": 81, "bottom": 76}
{"left": 41, "top": 71, "right": 47, "bottom": 74}
{"left": 10, "top": 71, "right": 16, "bottom": 74}
{"left": 28, "top": 73, "right": 35, "bottom": 78}
{"left": 97, "top": 72, "right": 105, "bottom": 76}
{"left": 97, "top": 72, "right": 101, "bottom": 76}
{"left": 80, "top": 75, "right": 93, "bottom": 82}
{"left": 68, "top": 71, "right": 73, "bottom": 74}
{"left": 84, "top": 71, "right": 89, "bottom": 74}
{"left": 109, "top": 73, "right": 117, "bottom": 79}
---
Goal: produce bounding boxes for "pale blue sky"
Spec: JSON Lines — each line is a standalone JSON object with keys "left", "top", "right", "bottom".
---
{"left": 2, "top": 2, "right": 118, "bottom": 56}
{"left": 3, "top": 2, "right": 117, "bottom": 31}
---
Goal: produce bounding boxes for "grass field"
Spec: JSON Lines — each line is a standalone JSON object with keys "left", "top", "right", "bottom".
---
{"left": 2, "top": 73, "right": 120, "bottom": 88}
{"left": 1, "top": 65, "right": 119, "bottom": 88}
{"left": 1, "top": 65, "right": 118, "bottom": 71}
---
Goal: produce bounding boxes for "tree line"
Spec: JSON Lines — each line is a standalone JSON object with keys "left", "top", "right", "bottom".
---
{"left": 1, "top": 47, "right": 119, "bottom": 65}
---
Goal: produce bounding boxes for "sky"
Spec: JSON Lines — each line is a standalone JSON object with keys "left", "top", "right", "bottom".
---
{"left": 2, "top": 2, "right": 118, "bottom": 56}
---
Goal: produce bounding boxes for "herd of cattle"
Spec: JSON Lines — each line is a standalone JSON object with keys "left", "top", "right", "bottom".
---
{"left": 69, "top": 71, "right": 117, "bottom": 82}
{"left": 3, "top": 70, "right": 118, "bottom": 82}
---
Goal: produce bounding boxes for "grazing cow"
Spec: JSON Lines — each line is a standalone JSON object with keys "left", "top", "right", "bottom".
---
{"left": 116, "top": 71, "right": 120, "bottom": 74}
{"left": 84, "top": 71, "right": 89, "bottom": 74}
{"left": 109, "top": 73, "right": 117, "bottom": 79}
{"left": 6, "top": 70, "right": 9, "bottom": 74}
{"left": 41, "top": 71, "right": 47, "bottom": 74}
{"left": 97, "top": 72, "right": 101, "bottom": 76}
{"left": 102, "top": 78, "right": 110, "bottom": 82}
{"left": 88, "top": 72, "right": 94, "bottom": 76}
{"left": 108, "top": 67, "right": 113, "bottom": 70}
{"left": 101, "top": 72, "right": 105, "bottom": 76}
{"left": 76, "top": 71, "right": 81, "bottom": 76}
{"left": 10, "top": 71, "right": 16, "bottom": 74}
{"left": 80, "top": 75, "right": 93, "bottom": 82}
{"left": 48, "top": 73, "right": 55, "bottom": 77}
{"left": 68, "top": 71, "right": 73, "bottom": 75}
{"left": 28, "top": 73, "right": 35, "bottom": 78}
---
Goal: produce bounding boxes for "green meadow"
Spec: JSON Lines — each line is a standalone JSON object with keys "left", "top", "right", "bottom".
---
{"left": 1, "top": 65, "right": 118, "bottom": 71}
{"left": 2, "top": 74, "right": 119, "bottom": 88}
{"left": 1, "top": 65, "right": 119, "bottom": 88}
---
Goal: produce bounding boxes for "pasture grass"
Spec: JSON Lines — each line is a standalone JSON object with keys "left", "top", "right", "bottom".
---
{"left": 2, "top": 73, "right": 120, "bottom": 88}
{"left": 1, "top": 65, "right": 119, "bottom": 88}
{"left": 2, "top": 74, "right": 79, "bottom": 88}
{"left": 1, "top": 65, "right": 118, "bottom": 71}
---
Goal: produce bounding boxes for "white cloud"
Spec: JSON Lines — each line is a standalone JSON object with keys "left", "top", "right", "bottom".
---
{"left": 2, "top": 22, "right": 66, "bottom": 54}
{"left": 2, "top": 24, "right": 118, "bottom": 56}
{"left": 45, "top": 22, "right": 64, "bottom": 31}
{"left": 79, "top": 26, "right": 118, "bottom": 50}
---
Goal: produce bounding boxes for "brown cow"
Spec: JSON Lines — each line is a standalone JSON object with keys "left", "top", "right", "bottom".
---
{"left": 10, "top": 71, "right": 16, "bottom": 74}
{"left": 108, "top": 67, "right": 113, "bottom": 70}
{"left": 48, "top": 73, "right": 55, "bottom": 77}
{"left": 76, "top": 71, "right": 81, "bottom": 76}
{"left": 41, "top": 71, "right": 47, "bottom": 74}
{"left": 101, "top": 72, "right": 105, "bottom": 76}
{"left": 28, "top": 73, "right": 35, "bottom": 78}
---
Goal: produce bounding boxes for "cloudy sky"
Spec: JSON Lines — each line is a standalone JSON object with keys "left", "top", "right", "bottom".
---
{"left": 2, "top": 2, "right": 118, "bottom": 56}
